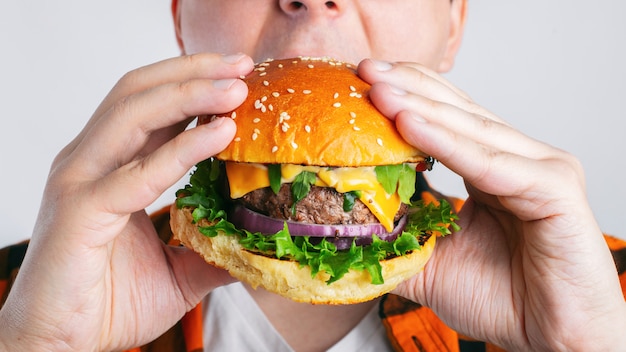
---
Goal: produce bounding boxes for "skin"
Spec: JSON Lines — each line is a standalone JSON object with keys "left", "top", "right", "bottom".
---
{"left": 0, "top": 0, "right": 625, "bottom": 351}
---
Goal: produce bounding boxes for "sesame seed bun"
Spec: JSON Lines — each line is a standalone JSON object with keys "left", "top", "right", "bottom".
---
{"left": 170, "top": 203, "right": 436, "bottom": 304}
{"left": 200, "top": 57, "right": 427, "bottom": 167}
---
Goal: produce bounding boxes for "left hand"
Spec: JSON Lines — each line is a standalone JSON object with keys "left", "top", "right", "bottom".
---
{"left": 358, "top": 59, "right": 626, "bottom": 351}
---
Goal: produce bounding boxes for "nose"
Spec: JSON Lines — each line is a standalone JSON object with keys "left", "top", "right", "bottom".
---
{"left": 279, "top": 0, "right": 341, "bottom": 17}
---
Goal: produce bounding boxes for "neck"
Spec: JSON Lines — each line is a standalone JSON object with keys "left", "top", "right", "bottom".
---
{"left": 245, "top": 284, "right": 379, "bottom": 352}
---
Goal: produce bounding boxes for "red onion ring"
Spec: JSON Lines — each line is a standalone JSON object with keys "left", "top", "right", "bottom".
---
{"left": 229, "top": 205, "right": 408, "bottom": 250}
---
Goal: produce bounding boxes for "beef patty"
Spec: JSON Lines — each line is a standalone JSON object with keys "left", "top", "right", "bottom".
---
{"left": 239, "top": 184, "right": 408, "bottom": 225}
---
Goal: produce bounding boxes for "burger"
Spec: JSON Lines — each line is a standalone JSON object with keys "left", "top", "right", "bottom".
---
{"left": 170, "top": 57, "right": 458, "bottom": 304}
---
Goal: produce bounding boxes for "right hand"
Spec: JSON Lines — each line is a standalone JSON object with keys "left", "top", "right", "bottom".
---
{"left": 0, "top": 53, "right": 253, "bottom": 351}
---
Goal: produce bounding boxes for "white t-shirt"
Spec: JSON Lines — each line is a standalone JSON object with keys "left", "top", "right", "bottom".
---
{"left": 202, "top": 282, "right": 393, "bottom": 351}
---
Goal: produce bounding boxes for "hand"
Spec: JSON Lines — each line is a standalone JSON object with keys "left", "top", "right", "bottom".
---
{"left": 0, "top": 53, "right": 254, "bottom": 351}
{"left": 358, "top": 59, "right": 626, "bottom": 350}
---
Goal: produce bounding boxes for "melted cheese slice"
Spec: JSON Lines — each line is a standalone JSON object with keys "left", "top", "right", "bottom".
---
{"left": 317, "top": 167, "right": 378, "bottom": 192}
{"left": 358, "top": 185, "right": 401, "bottom": 232}
{"left": 225, "top": 162, "right": 269, "bottom": 198}
{"left": 224, "top": 161, "right": 402, "bottom": 231}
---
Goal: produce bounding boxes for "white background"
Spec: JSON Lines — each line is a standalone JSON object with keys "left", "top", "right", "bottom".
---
{"left": 1, "top": 1, "right": 624, "bottom": 247}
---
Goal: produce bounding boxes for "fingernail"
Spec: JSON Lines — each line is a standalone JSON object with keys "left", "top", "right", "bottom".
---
{"left": 212, "top": 78, "right": 237, "bottom": 90}
{"left": 410, "top": 112, "right": 427, "bottom": 123}
{"left": 389, "top": 85, "right": 407, "bottom": 96}
{"left": 371, "top": 59, "right": 393, "bottom": 72}
{"left": 221, "top": 53, "right": 247, "bottom": 64}
{"left": 203, "top": 116, "right": 227, "bottom": 129}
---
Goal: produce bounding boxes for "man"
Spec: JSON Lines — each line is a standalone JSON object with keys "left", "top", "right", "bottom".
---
{"left": 1, "top": 0, "right": 625, "bottom": 351}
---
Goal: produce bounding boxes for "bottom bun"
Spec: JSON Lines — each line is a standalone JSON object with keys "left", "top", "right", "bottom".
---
{"left": 170, "top": 204, "right": 436, "bottom": 304}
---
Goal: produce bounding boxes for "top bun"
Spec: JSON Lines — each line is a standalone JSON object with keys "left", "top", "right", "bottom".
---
{"left": 202, "top": 57, "right": 425, "bottom": 167}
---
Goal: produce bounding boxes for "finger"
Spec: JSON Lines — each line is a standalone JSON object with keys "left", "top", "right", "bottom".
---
{"left": 56, "top": 53, "right": 253, "bottom": 163}
{"left": 394, "top": 110, "right": 519, "bottom": 194}
{"left": 394, "top": 111, "right": 585, "bottom": 218}
{"left": 370, "top": 82, "right": 558, "bottom": 160}
{"left": 358, "top": 59, "right": 502, "bottom": 123}
{"left": 70, "top": 77, "right": 247, "bottom": 178}
{"left": 360, "top": 59, "right": 471, "bottom": 99}
{"left": 97, "top": 53, "right": 253, "bottom": 118}
{"left": 95, "top": 117, "right": 236, "bottom": 214}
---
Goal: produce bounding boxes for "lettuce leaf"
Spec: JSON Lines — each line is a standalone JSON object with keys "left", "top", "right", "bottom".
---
{"left": 290, "top": 170, "right": 316, "bottom": 213}
{"left": 375, "top": 164, "right": 416, "bottom": 204}
{"left": 267, "top": 164, "right": 282, "bottom": 194}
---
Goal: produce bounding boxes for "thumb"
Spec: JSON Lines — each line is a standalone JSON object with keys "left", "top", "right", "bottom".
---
{"left": 165, "top": 244, "right": 237, "bottom": 310}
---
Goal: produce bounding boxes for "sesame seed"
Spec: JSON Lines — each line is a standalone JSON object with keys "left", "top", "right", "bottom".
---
{"left": 261, "top": 96, "right": 267, "bottom": 102}
{"left": 239, "top": 75, "right": 246, "bottom": 79}
{"left": 253, "top": 118, "right": 261, "bottom": 123}
{"left": 308, "top": 64, "right": 314, "bottom": 69}
{"left": 333, "top": 102, "right": 341, "bottom": 108}
{"left": 350, "top": 111, "right": 356, "bottom": 118}
{"left": 349, "top": 119, "right": 355, "bottom": 124}
{"left": 303, "top": 90, "right": 312, "bottom": 95}
{"left": 272, "top": 92, "right": 280, "bottom": 97}
{"left": 279, "top": 112, "right": 291, "bottom": 122}
{"left": 254, "top": 100, "right": 262, "bottom": 109}
{"left": 291, "top": 141, "right": 298, "bottom": 149}
{"left": 260, "top": 105, "right": 267, "bottom": 113}
{"left": 278, "top": 64, "right": 284, "bottom": 68}
{"left": 268, "top": 104, "right": 274, "bottom": 111}
{"left": 255, "top": 67, "right": 266, "bottom": 71}
{"left": 234, "top": 137, "right": 241, "bottom": 142}
{"left": 287, "top": 88, "right": 295, "bottom": 94}
{"left": 263, "top": 80, "right": 269, "bottom": 86}
{"left": 305, "top": 125, "right": 311, "bottom": 133}
{"left": 272, "top": 146, "right": 279, "bottom": 153}
{"left": 254, "top": 128, "right": 261, "bottom": 134}
{"left": 377, "top": 138, "right": 384, "bottom": 146}
{"left": 259, "top": 72, "right": 267, "bottom": 76}
{"left": 281, "top": 122, "right": 290, "bottom": 132}
{"left": 349, "top": 85, "right": 356, "bottom": 92}
{"left": 231, "top": 111, "right": 237, "bottom": 119}
{"left": 333, "top": 92, "right": 339, "bottom": 99}
{"left": 353, "top": 126, "right": 361, "bottom": 131}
